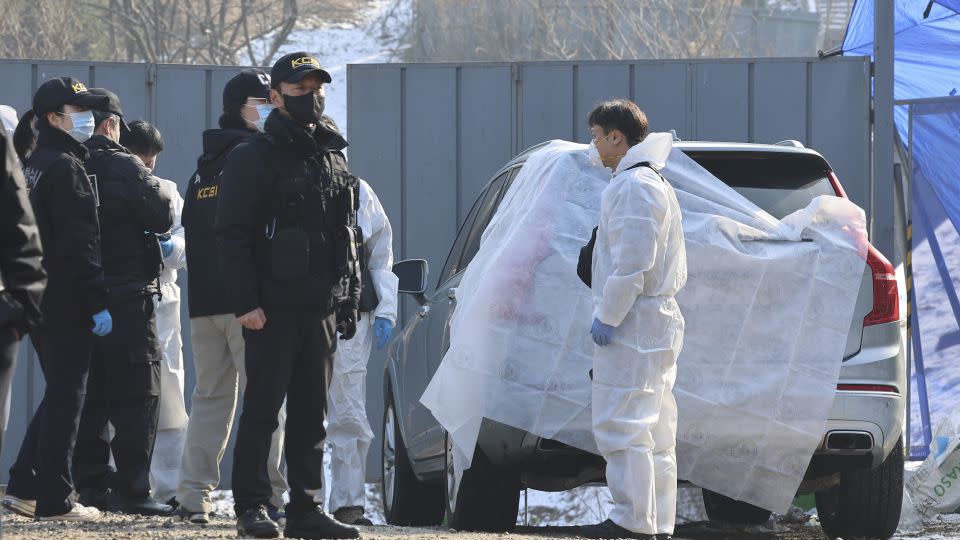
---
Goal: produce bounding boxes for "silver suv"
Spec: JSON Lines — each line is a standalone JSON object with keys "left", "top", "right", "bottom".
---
{"left": 381, "top": 141, "right": 905, "bottom": 539}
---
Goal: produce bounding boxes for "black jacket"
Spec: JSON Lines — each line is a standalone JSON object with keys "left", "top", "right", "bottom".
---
{"left": 22, "top": 124, "right": 107, "bottom": 328}
{"left": 83, "top": 135, "right": 173, "bottom": 300}
{"left": 215, "top": 111, "right": 361, "bottom": 317}
{"left": 0, "top": 130, "right": 46, "bottom": 336}
{"left": 182, "top": 128, "right": 253, "bottom": 317}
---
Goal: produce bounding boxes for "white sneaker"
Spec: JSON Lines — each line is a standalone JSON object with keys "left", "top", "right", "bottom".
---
{"left": 36, "top": 502, "right": 101, "bottom": 522}
{"left": 2, "top": 495, "right": 36, "bottom": 518}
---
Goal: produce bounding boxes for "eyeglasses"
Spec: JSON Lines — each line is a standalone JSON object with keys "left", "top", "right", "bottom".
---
{"left": 591, "top": 132, "right": 612, "bottom": 144}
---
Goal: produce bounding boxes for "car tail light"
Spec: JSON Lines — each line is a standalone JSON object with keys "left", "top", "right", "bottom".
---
{"left": 864, "top": 245, "right": 899, "bottom": 326}
{"left": 837, "top": 384, "right": 900, "bottom": 394}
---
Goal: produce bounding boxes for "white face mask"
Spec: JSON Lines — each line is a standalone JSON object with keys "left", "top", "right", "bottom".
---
{"left": 62, "top": 111, "right": 95, "bottom": 143}
{"left": 244, "top": 103, "right": 275, "bottom": 131}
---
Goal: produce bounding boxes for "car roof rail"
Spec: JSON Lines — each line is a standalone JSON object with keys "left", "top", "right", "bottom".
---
{"left": 774, "top": 139, "right": 805, "bottom": 148}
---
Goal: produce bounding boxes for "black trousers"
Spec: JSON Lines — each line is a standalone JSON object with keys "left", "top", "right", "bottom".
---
{"left": 0, "top": 328, "right": 18, "bottom": 455}
{"left": 232, "top": 309, "right": 337, "bottom": 516}
{"left": 73, "top": 295, "right": 161, "bottom": 500}
{"left": 7, "top": 324, "right": 93, "bottom": 516}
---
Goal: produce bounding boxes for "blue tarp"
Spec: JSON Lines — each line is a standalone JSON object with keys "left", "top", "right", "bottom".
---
{"left": 843, "top": 0, "right": 960, "bottom": 459}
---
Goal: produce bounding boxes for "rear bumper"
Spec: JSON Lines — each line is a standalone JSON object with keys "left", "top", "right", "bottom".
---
{"left": 813, "top": 320, "right": 905, "bottom": 470}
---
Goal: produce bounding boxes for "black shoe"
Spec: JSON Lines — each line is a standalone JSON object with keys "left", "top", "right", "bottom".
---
{"left": 166, "top": 497, "right": 180, "bottom": 510}
{"left": 333, "top": 506, "right": 373, "bottom": 526}
{"left": 579, "top": 519, "right": 655, "bottom": 539}
{"left": 237, "top": 506, "right": 280, "bottom": 539}
{"left": 285, "top": 506, "right": 360, "bottom": 539}
{"left": 116, "top": 496, "right": 175, "bottom": 516}
{"left": 77, "top": 488, "right": 112, "bottom": 510}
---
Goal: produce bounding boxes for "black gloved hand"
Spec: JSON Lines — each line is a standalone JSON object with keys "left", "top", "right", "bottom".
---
{"left": 337, "top": 307, "right": 358, "bottom": 340}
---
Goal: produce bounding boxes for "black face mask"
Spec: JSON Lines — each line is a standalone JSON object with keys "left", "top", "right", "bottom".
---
{"left": 283, "top": 92, "right": 324, "bottom": 125}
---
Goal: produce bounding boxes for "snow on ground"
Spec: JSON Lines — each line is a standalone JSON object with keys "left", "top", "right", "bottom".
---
{"left": 247, "top": 0, "right": 411, "bottom": 138}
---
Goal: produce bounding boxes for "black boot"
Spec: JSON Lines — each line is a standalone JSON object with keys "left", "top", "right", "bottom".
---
{"left": 113, "top": 495, "right": 175, "bottom": 516}
{"left": 579, "top": 519, "right": 655, "bottom": 540}
{"left": 285, "top": 506, "right": 360, "bottom": 539}
{"left": 236, "top": 506, "right": 280, "bottom": 539}
{"left": 333, "top": 506, "right": 373, "bottom": 526}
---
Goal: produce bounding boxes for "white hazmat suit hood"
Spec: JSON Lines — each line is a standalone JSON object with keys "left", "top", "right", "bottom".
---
{"left": 591, "top": 132, "right": 686, "bottom": 535}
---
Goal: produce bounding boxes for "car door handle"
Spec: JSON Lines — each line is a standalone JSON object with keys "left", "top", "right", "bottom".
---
{"left": 448, "top": 288, "right": 457, "bottom": 302}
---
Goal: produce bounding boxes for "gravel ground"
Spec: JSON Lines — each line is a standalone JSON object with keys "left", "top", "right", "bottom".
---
{"left": 2, "top": 512, "right": 958, "bottom": 540}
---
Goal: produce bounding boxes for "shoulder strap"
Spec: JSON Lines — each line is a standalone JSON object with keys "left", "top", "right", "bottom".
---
{"left": 625, "top": 161, "right": 665, "bottom": 179}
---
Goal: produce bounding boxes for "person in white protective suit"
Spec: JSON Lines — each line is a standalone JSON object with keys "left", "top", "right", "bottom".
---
{"left": 120, "top": 120, "right": 189, "bottom": 505}
{"left": 325, "top": 178, "right": 398, "bottom": 526}
{"left": 581, "top": 100, "right": 687, "bottom": 540}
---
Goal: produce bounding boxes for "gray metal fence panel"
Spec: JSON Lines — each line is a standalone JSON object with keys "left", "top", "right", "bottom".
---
{"left": 752, "top": 62, "right": 808, "bottom": 145}
{"left": 810, "top": 59, "right": 872, "bottom": 212}
{"left": 347, "top": 56, "right": 874, "bottom": 483}
{"left": 694, "top": 62, "right": 750, "bottom": 142}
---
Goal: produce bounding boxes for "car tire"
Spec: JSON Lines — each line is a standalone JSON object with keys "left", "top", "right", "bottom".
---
{"left": 815, "top": 438, "right": 904, "bottom": 540}
{"left": 702, "top": 489, "right": 772, "bottom": 525}
{"left": 381, "top": 391, "right": 445, "bottom": 526}
{"left": 444, "top": 432, "right": 521, "bottom": 532}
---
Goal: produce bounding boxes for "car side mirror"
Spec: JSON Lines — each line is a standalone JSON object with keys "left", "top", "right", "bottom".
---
{"left": 393, "top": 259, "right": 429, "bottom": 303}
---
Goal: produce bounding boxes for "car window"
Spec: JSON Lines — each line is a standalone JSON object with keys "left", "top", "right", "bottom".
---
{"left": 437, "top": 185, "right": 488, "bottom": 288}
{"left": 458, "top": 168, "right": 518, "bottom": 271}
{"left": 685, "top": 151, "right": 838, "bottom": 219}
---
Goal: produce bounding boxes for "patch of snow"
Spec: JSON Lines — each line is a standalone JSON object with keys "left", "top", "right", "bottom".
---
{"left": 246, "top": 0, "right": 411, "bottom": 138}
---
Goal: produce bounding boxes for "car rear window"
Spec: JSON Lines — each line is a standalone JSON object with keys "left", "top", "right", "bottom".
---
{"left": 683, "top": 151, "right": 838, "bottom": 219}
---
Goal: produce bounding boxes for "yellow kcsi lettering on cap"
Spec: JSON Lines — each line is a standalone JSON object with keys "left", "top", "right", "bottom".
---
{"left": 72, "top": 82, "right": 88, "bottom": 93}
{"left": 291, "top": 57, "right": 320, "bottom": 69}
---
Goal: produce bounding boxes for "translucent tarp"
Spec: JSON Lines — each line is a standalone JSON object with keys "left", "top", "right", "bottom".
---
{"left": 421, "top": 140, "right": 868, "bottom": 513}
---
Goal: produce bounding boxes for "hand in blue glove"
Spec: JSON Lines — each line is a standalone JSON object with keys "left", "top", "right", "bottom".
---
{"left": 375, "top": 317, "right": 394, "bottom": 350}
{"left": 591, "top": 318, "right": 615, "bottom": 346}
{"left": 160, "top": 238, "right": 175, "bottom": 258}
{"left": 92, "top": 309, "right": 113, "bottom": 336}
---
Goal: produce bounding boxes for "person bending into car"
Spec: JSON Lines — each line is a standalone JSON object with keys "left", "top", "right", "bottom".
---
{"left": 582, "top": 100, "right": 687, "bottom": 540}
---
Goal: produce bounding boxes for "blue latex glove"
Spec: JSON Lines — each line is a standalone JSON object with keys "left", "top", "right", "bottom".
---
{"left": 591, "top": 318, "right": 615, "bottom": 346}
{"left": 160, "top": 238, "right": 175, "bottom": 258}
{"left": 375, "top": 317, "right": 394, "bottom": 350}
{"left": 92, "top": 309, "right": 113, "bottom": 336}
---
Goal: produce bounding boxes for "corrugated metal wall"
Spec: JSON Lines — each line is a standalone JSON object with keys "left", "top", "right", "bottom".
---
{"left": 347, "top": 57, "right": 874, "bottom": 482}
{"left": 0, "top": 56, "right": 873, "bottom": 488}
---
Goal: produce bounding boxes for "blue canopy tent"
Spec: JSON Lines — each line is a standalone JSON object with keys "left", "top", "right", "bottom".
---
{"left": 843, "top": 0, "right": 960, "bottom": 460}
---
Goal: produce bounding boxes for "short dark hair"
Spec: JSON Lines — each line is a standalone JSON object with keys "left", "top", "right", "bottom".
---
{"left": 587, "top": 99, "right": 649, "bottom": 146}
{"left": 121, "top": 119, "right": 164, "bottom": 156}
{"left": 92, "top": 110, "right": 116, "bottom": 130}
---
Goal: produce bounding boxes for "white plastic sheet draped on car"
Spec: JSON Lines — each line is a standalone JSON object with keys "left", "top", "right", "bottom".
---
{"left": 420, "top": 139, "right": 868, "bottom": 513}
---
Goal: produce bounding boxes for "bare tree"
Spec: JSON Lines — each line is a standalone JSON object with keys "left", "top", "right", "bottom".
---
{"left": 78, "top": 0, "right": 299, "bottom": 65}
{"left": 0, "top": 1, "right": 97, "bottom": 60}
{"left": 395, "top": 0, "right": 819, "bottom": 62}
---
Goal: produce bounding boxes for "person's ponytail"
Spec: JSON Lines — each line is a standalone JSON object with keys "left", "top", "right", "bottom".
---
{"left": 13, "top": 110, "right": 37, "bottom": 162}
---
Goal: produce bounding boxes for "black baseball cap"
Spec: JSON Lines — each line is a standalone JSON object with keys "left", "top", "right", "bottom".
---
{"left": 32, "top": 77, "right": 109, "bottom": 117}
{"left": 270, "top": 52, "right": 332, "bottom": 88}
{"left": 223, "top": 69, "right": 271, "bottom": 110}
{"left": 88, "top": 88, "right": 130, "bottom": 133}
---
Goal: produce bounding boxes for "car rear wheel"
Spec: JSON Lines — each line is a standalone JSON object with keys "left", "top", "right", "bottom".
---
{"left": 702, "top": 489, "right": 772, "bottom": 525}
{"left": 815, "top": 439, "right": 904, "bottom": 540}
{"left": 381, "top": 393, "right": 444, "bottom": 526}
{"left": 444, "top": 432, "right": 521, "bottom": 531}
